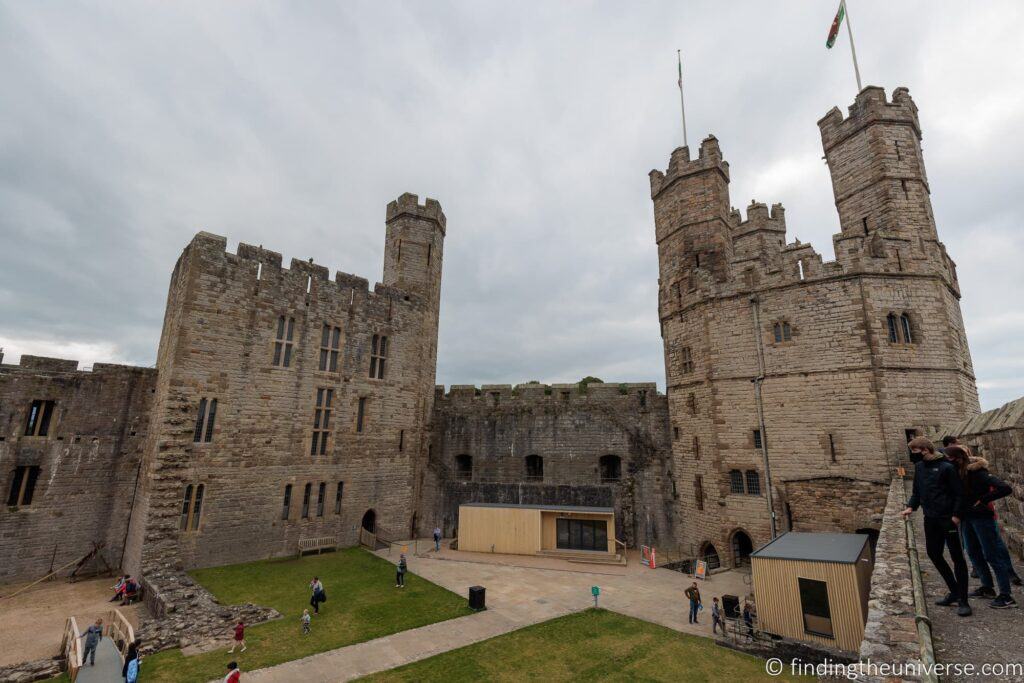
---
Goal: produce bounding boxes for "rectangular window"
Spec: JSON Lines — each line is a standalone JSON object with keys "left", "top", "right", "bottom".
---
{"left": 694, "top": 475, "right": 704, "bottom": 511}
{"left": 680, "top": 347, "right": 694, "bottom": 374}
{"left": 311, "top": 388, "right": 333, "bottom": 456}
{"left": 799, "top": 578, "right": 834, "bottom": 638}
{"left": 673, "top": 426, "right": 679, "bottom": 440}
{"left": 301, "top": 483, "right": 311, "bottom": 519}
{"left": 399, "top": 429, "right": 404, "bottom": 451}
{"left": 369, "top": 334, "right": 388, "bottom": 379}
{"left": 319, "top": 324, "right": 341, "bottom": 372}
{"left": 356, "top": 397, "right": 367, "bottom": 433}
{"left": 753, "top": 429, "right": 763, "bottom": 451}
{"left": 193, "top": 398, "right": 216, "bottom": 443}
{"left": 179, "top": 484, "right": 204, "bottom": 531}
{"left": 729, "top": 470, "right": 744, "bottom": 494}
{"left": 24, "top": 400, "right": 56, "bottom": 437}
{"left": 316, "top": 482, "right": 326, "bottom": 517}
{"left": 282, "top": 484, "right": 292, "bottom": 520}
{"left": 7, "top": 465, "right": 41, "bottom": 506}
{"left": 693, "top": 435, "right": 700, "bottom": 459}
{"left": 828, "top": 433, "right": 837, "bottom": 462}
{"left": 687, "top": 393, "right": 697, "bottom": 415}
{"left": 334, "top": 482, "right": 343, "bottom": 514}
{"left": 745, "top": 470, "right": 761, "bottom": 495}
{"left": 273, "top": 315, "right": 296, "bottom": 367}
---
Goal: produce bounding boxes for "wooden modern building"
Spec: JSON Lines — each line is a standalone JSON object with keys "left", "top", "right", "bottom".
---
{"left": 457, "top": 503, "right": 618, "bottom": 558}
{"left": 751, "top": 532, "right": 873, "bottom": 653}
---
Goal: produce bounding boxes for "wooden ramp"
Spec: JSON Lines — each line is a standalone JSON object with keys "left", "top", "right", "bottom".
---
{"left": 74, "top": 637, "right": 122, "bottom": 683}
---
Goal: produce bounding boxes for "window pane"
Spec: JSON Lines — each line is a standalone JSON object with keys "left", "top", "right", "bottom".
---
{"left": 901, "top": 315, "right": 913, "bottom": 343}
{"left": 286, "top": 317, "right": 295, "bottom": 341}
{"left": 321, "top": 324, "right": 330, "bottom": 347}
{"left": 730, "top": 470, "right": 744, "bottom": 494}
{"left": 773, "top": 324, "right": 782, "bottom": 343}
{"left": 371, "top": 335, "right": 378, "bottom": 355}
{"left": 377, "top": 358, "right": 385, "bottom": 379}
{"left": 379, "top": 337, "right": 388, "bottom": 356}
{"left": 193, "top": 399, "right": 207, "bottom": 442}
{"left": 192, "top": 485, "right": 204, "bottom": 530}
{"left": 329, "top": 350, "right": 338, "bottom": 372}
{"left": 273, "top": 342, "right": 282, "bottom": 366}
{"left": 319, "top": 432, "right": 328, "bottom": 455}
{"left": 204, "top": 399, "right": 217, "bottom": 442}
{"left": 887, "top": 315, "right": 899, "bottom": 343}
{"left": 317, "top": 483, "right": 325, "bottom": 517}
{"left": 331, "top": 327, "right": 341, "bottom": 349}
{"left": 335, "top": 482, "right": 343, "bottom": 514}
{"left": 283, "top": 344, "right": 292, "bottom": 367}
{"left": 38, "top": 402, "right": 54, "bottom": 436}
{"left": 277, "top": 316, "right": 285, "bottom": 340}
{"left": 282, "top": 485, "right": 292, "bottom": 520}
{"left": 799, "top": 578, "right": 833, "bottom": 637}
{"left": 369, "top": 357, "right": 377, "bottom": 378}
{"left": 180, "top": 485, "right": 193, "bottom": 529}
{"left": 7, "top": 467, "right": 26, "bottom": 506}
{"left": 319, "top": 349, "right": 328, "bottom": 371}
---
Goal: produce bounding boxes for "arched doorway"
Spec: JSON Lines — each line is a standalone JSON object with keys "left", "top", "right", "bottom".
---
{"left": 731, "top": 530, "right": 753, "bottom": 567}
{"left": 700, "top": 542, "right": 721, "bottom": 570}
{"left": 361, "top": 509, "right": 376, "bottom": 534}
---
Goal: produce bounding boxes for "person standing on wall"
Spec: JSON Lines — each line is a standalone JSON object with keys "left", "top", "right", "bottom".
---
{"left": 684, "top": 582, "right": 701, "bottom": 624}
{"left": 945, "top": 445, "right": 1017, "bottom": 609}
{"left": 901, "top": 437, "right": 972, "bottom": 616}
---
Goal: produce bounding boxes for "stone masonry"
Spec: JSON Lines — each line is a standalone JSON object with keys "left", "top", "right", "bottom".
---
{"left": 651, "top": 86, "right": 980, "bottom": 565}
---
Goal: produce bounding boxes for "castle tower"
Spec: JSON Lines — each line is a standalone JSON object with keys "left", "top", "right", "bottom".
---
{"left": 652, "top": 87, "right": 980, "bottom": 569}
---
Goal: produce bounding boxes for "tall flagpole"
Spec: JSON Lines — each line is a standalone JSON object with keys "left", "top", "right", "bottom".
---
{"left": 677, "top": 50, "right": 688, "bottom": 148}
{"left": 843, "top": 0, "right": 863, "bottom": 92}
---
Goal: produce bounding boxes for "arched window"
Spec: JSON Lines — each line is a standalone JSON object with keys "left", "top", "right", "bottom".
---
{"left": 180, "top": 483, "right": 204, "bottom": 531}
{"left": 887, "top": 313, "right": 899, "bottom": 343}
{"left": 455, "top": 454, "right": 473, "bottom": 481}
{"left": 729, "top": 469, "right": 744, "bottom": 494}
{"left": 599, "top": 455, "right": 621, "bottom": 482}
{"left": 745, "top": 470, "right": 761, "bottom": 495}
{"left": 773, "top": 321, "right": 792, "bottom": 343}
{"left": 282, "top": 484, "right": 292, "bottom": 520}
{"left": 900, "top": 313, "right": 913, "bottom": 344}
{"left": 525, "top": 455, "right": 544, "bottom": 482}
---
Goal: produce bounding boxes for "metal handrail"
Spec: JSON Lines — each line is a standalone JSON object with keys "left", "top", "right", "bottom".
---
{"left": 902, "top": 480, "right": 939, "bottom": 683}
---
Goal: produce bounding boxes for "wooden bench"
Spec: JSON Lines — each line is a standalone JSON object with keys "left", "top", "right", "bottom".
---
{"left": 298, "top": 536, "right": 338, "bottom": 557}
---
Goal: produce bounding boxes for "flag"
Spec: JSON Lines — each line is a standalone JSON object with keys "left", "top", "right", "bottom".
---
{"left": 677, "top": 52, "right": 683, "bottom": 90}
{"left": 826, "top": 0, "right": 846, "bottom": 49}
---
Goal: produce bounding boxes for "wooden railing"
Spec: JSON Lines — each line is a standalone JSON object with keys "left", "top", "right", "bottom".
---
{"left": 60, "top": 616, "right": 83, "bottom": 681}
{"left": 106, "top": 609, "right": 135, "bottom": 662}
{"left": 614, "top": 538, "right": 628, "bottom": 565}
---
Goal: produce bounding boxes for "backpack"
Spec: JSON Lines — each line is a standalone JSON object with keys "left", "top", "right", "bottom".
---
{"left": 126, "top": 658, "right": 140, "bottom": 683}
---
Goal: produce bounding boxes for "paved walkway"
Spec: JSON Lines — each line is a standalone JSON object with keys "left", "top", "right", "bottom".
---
{"left": 75, "top": 637, "right": 122, "bottom": 683}
{"left": 243, "top": 545, "right": 752, "bottom": 682}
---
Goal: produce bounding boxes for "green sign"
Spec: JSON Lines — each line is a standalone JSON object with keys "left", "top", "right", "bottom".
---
{"left": 591, "top": 586, "right": 600, "bottom": 596}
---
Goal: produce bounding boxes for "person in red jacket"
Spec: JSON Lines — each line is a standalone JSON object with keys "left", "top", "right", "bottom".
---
{"left": 224, "top": 661, "right": 241, "bottom": 683}
{"left": 228, "top": 621, "right": 246, "bottom": 653}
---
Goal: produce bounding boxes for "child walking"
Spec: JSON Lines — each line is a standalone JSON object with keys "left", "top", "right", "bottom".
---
{"left": 301, "top": 609, "right": 311, "bottom": 635}
{"left": 228, "top": 620, "right": 246, "bottom": 653}
{"left": 396, "top": 554, "right": 407, "bottom": 588}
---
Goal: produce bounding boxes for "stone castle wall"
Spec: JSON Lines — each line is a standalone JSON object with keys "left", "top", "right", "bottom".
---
{"left": 0, "top": 355, "right": 155, "bottom": 582}
{"left": 420, "top": 382, "right": 676, "bottom": 549}
{"left": 122, "top": 193, "right": 445, "bottom": 578}
{"left": 652, "top": 86, "right": 980, "bottom": 564}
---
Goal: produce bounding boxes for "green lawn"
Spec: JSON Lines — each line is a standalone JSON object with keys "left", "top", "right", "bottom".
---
{"left": 131, "top": 547, "right": 471, "bottom": 682}
{"left": 362, "top": 609, "right": 810, "bottom": 682}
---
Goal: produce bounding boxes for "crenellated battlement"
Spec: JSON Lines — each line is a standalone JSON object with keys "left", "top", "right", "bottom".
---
{"left": 732, "top": 201, "right": 787, "bottom": 238}
{"left": 386, "top": 192, "right": 446, "bottom": 234}
{"left": 818, "top": 85, "right": 920, "bottom": 152}
{"left": 649, "top": 136, "right": 730, "bottom": 198}
{"left": 0, "top": 354, "right": 155, "bottom": 376}
{"left": 434, "top": 381, "right": 664, "bottom": 407}
{"left": 180, "top": 231, "right": 424, "bottom": 308}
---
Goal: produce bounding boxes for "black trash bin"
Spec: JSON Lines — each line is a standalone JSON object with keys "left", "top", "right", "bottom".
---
{"left": 468, "top": 585, "right": 486, "bottom": 611}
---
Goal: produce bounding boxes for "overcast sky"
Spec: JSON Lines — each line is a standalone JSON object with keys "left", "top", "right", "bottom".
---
{"left": 1, "top": 1, "right": 1022, "bottom": 410}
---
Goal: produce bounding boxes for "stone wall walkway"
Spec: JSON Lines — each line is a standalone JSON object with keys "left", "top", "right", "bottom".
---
{"left": 239, "top": 547, "right": 752, "bottom": 682}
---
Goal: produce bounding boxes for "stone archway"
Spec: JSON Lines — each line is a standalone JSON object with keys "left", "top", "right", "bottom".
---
{"left": 361, "top": 509, "right": 376, "bottom": 534}
{"left": 699, "top": 542, "right": 721, "bottom": 570}
{"left": 730, "top": 529, "right": 754, "bottom": 568}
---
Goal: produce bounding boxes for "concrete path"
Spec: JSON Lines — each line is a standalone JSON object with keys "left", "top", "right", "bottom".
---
{"left": 75, "top": 637, "right": 122, "bottom": 683}
{"left": 242, "top": 547, "right": 753, "bottom": 682}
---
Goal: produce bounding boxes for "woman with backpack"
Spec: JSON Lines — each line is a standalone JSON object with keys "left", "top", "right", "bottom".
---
{"left": 945, "top": 445, "right": 1017, "bottom": 609}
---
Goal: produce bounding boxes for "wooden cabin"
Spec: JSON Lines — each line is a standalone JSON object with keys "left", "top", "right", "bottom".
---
{"left": 751, "top": 532, "right": 873, "bottom": 653}
{"left": 457, "top": 503, "right": 620, "bottom": 561}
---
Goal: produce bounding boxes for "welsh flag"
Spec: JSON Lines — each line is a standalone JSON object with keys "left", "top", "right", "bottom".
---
{"left": 826, "top": 0, "right": 846, "bottom": 49}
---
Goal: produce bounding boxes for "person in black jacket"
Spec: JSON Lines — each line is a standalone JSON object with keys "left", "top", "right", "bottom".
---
{"left": 901, "top": 437, "right": 972, "bottom": 616}
{"left": 945, "top": 445, "right": 1017, "bottom": 609}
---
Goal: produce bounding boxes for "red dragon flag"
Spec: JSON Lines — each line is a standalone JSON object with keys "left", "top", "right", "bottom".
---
{"left": 826, "top": 0, "right": 846, "bottom": 49}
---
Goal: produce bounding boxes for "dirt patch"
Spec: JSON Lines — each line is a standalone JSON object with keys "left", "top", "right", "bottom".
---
{"left": 0, "top": 576, "right": 142, "bottom": 667}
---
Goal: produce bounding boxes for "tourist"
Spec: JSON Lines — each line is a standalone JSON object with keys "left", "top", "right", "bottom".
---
{"left": 122, "top": 639, "right": 142, "bottom": 683}
{"left": 433, "top": 526, "right": 442, "bottom": 552}
{"left": 310, "top": 576, "right": 326, "bottom": 614}
{"left": 711, "top": 597, "right": 722, "bottom": 635}
{"left": 940, "top": 435, "right": 959, "bottom": 454}
{"left": 901, "top": 437, "right": 972, "bottom": 616}
{"left": 945, "top": 446, "right": 1017, "bottom": 609}
{"left": 742, "top": 601, "right": 754, "bottom": 639}
{"left": 684, "top": 582, "right": 701, "bottom": 624}
{"left": 79, "top": 618, "right": 103, "bottom": 666}
{"left": 396, "top": 553, "right": 407, "bottom": 588}
{"left": 228, "top": 620, "right": 246, "bottom": 653}
{"left": 120, "top": 576, "right": 140, "bottom": 605}
{"left": 111, "top": 575, "right": 128, "bottom": 602}
{"left": 224, "top": 660, "right": 241, "bottom": 683}
{"left": 301, "top": 609, "right": 311, "bottom": 635}
{"left": 122, "top": 638, "right": 143, "bottom": 679}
